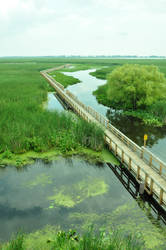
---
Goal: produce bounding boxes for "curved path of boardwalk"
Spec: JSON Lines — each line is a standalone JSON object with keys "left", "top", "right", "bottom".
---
{"left": 41, "top": 65, "right": 166, "bottom": 210}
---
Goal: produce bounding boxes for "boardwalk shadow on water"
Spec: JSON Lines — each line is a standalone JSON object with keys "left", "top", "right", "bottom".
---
{"left": 107, "top": 162, "right": 166, "bottom": 226}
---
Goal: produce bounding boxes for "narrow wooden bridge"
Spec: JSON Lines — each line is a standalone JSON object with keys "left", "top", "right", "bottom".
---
{"left": 41, "top": 65, "right": 166, "bottom": 210}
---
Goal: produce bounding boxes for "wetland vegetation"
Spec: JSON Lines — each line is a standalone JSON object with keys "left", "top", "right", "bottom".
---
{"left": 1, "top": 57, "right": 166, "bottom": 249}
{"left": 0, "top": 228, "right": 145, "bottom": 250}
{"left": 0, "top": 60, "right": 105, "bottom": 167}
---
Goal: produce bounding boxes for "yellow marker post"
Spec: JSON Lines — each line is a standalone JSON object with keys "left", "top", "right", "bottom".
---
{"left": 144, "top": 134, "right": 148, "bottom": 147}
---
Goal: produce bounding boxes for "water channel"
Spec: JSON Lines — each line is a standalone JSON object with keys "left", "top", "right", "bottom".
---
{"left": 1, "top": 69, "right": 166, "bottom": 249}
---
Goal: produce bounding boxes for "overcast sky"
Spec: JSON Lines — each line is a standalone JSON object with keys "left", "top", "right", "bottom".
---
{"left": 0, "top": 0, "right": 166, "bottom": 56}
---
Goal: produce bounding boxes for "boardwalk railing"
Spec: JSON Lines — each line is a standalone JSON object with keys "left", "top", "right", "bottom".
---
{"left": 41, "top": 68, "right": 166, "bottom": 207}
{"left": 141, "top": 147, "right": 166, "bottom": 177}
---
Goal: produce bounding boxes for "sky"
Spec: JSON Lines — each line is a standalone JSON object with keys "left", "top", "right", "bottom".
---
{"left": 0, "top": 0, "right": 166, "bottom": 57}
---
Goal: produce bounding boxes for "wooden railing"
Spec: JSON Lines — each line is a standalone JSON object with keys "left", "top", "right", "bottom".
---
{"left": 41, "top": 69, "right": 166, "bottom": 206}
{"left": 104, "top": 134, "right": 166, "bottom": 205}
{"left": 141, "top": 147, "right": 166, "bottom": 178}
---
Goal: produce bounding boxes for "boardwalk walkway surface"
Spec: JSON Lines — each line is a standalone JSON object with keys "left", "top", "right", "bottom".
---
{"left": 41, "top": 65, "right": 166, "bottom": 209}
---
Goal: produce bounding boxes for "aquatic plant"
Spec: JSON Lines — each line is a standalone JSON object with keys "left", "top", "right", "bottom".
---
{"left": 47, "top": 177, "right": 109, "bottom": 208}
{"left": 0, "top": 227, "right": 145, "bottom": 250}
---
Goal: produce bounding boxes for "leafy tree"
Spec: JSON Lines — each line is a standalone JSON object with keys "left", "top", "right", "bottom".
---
{"left": 107, "top": 64, "right": 166, "bottom": 110}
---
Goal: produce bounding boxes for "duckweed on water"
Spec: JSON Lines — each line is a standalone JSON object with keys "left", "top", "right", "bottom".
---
{"left": 48, "top": 177, "right": 109, "bottom": 208}
{"left": 104, "top": 202, "right": 166, "bottom": 250}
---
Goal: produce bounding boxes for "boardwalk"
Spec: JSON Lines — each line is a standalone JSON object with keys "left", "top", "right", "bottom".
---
{"left": 41, "top": 65, "right": 166, "bottom": 209}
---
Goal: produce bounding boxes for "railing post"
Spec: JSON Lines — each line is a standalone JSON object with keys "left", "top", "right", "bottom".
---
{"left": 159, "top": 163, "right": 163, "bottom": 175}
{"left": 128, "top": 157, "right": 131, "bottom": 171}
{"left": 115, "top": 144, "right": 117, "bottom": 156}
{"left": 107, "top": 120, "right": 109, "bottom": 129}
{"left": 121, "top": 150, "right": 124, "bottom": 163}
{"left": 141, "top": 147, "right": 144, "bottom": 159}
{"left": 145, "top": 173, "right": 148, "bottom": 188}
{"left": 150, "top": 179, "right": 154, "bottom": 195}
{"left": 149, "top": 155, "right": 152, "bottom": 167}
{"left": 137, "top": 166, "right": 140, "bottom": 180}
{"left": 109, "top": 139, "right": 112, "bottom": 150}
{"left": 159, "top": 188, "right": 163, "bottom": 205}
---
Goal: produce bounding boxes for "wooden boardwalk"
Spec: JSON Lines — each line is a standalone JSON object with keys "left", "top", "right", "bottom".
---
{"left": 41, "top": 65, "right": 166, "bottom": 209}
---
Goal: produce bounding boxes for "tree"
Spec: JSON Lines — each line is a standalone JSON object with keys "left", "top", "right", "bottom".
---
{"left": 107, "top": 64, "right": 166, "bottom": 110}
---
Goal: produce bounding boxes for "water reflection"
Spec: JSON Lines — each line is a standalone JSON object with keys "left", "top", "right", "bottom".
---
{"left": 45, "top": 92, "right": 64, "bottom": 111}
{"left": 106, "top": 109, "right": 166, "bottom": 149}
{"left": 1, "top": 157, "right": 166, "bottom": 248}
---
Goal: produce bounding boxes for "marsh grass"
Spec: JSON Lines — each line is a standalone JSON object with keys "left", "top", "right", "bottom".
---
{"left": 0, "top": 228, "right": 145, "bottom": 250}
{"left": 0, "top": 62, "right": 104, "bottom": 157}
{"left": 49, "top": 71, "right": 81, "bottom": 88}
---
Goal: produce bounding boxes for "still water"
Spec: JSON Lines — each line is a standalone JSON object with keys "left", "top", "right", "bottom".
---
{"left": 63, "top": 69, "right": 166, "bottom": 162}
{"left": 0, "top": 157, "right": 166, "bottom": 249}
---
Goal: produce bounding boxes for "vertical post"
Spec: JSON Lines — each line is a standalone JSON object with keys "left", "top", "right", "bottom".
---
{"left": 121, "top": 150, "right": 124, "bottom": 163}
{"left": 115, "top": 144, "right": 117, "bottom": 156}
{"left": 137, "top": 166, "right": 140, "bottom": 180}
{"left": 149, "top": 155, "right": 152, "bottom": 167}
{"left": 107, "top": 120, "right": 109, "bottom": 129}
{"left": 159, "top": 188, "right": 163, "bottom": 205}
{"left": 145, "top": 173, "right": 148, "bottom": 188}
{"left": 109, "top": 139, "right": 112, "bottom": 150}
{"left": 128, "top": 157, "right": 131, "bottom": 171}
{"left": 150, "top": 179, "right": 154, "bottom": 195}
{"left": 141, "top": 147, "right": 144, "bottom": 159}
{"left": 159, "top": 163, "right": 163, "bottom": 175}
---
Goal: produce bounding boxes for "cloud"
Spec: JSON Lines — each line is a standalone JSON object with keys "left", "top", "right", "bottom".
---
{"left": 0, "top": 0, "right": 166, "bottom": 56}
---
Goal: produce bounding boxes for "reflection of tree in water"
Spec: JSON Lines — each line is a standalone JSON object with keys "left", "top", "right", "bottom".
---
{"left": 106, "top": 109, "right": 166, "bottom": 148}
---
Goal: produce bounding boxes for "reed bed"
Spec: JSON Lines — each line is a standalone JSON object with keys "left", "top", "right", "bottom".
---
{"left": 0, "top": 61, "right": 104, "bottom": 156}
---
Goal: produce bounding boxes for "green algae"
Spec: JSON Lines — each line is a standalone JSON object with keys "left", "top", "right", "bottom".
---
{"left": 67, "top": 201, "right": 166, "bottom": 249}
{"left": 26, "top": 173, "right": 53, "bottom": 188}
{"left": 0, "top": 147, "right": 118, "bottom": 168}
{"left": 48, "top": 177, "right": 109, "bottom": 208}
{"left": 101, "top": 148, "right": 120, "bottom": 165}
{"left": 24, "top": 225, "right": 60, "bottom": 250}
{"left": 69, "top": 212, "right": 101, "bottom": 231}
{"left": 104, "top": 201, "right": 166, "bottom": 250}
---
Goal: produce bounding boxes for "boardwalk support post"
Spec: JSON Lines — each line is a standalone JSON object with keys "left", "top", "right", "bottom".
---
{"left": 139, "top": 181, "right": 145, "bottom": 195}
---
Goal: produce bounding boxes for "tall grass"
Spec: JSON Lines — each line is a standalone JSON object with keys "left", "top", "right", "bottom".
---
{"left": 0, "top": 228, "right": 145, "bottom": 250}
{"left": 0, "top": 62, "right": 104, "bottom": 155}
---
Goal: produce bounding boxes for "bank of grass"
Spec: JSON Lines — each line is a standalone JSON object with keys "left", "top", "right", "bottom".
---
{"left": 49, "top": 71, "right": 81, "bottom": 88}
{"left": 90, "top": 65, "right": 121, "bottom": 79}
{"left": 0, "top": 227, "right": 145, "bottom": 250}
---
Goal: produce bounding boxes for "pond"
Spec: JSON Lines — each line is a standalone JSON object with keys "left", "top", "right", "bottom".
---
{"left": 0, "top": 157, "right": 166, "bottom": 249}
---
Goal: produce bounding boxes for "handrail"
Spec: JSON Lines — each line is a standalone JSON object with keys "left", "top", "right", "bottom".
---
{"left": 141, "top": 147, "right": 166, "bottom": 175}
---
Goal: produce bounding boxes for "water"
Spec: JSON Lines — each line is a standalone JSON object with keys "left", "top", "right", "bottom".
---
{"left": 45, "top": 92, "right": 64, "bottom": 111}
{"left": 0, "top": 157, "right": 166, "bottom": 249}
{"left": 63, "top": 70, "right": 166, "bottom": 162}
